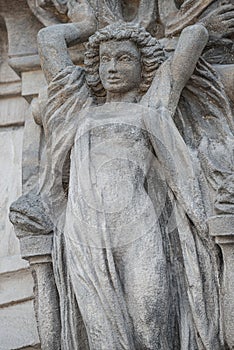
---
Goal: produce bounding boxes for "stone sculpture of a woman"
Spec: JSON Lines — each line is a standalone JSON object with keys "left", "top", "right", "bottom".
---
{"left": 10, "top": 1, "right": 234, "bottom": 349}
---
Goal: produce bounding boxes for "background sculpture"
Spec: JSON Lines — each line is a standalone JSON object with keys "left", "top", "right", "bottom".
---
{"left": 8, "top": 0, "right": 234, "bottom": 349}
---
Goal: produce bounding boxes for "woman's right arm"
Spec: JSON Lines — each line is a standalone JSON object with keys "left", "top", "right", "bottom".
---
{"left": 37, "top": 0, "right": 97, "bottom": 83}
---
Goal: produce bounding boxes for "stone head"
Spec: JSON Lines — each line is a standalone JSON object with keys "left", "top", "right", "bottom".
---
{"left": 84, "top": 23, "right": 165, "bottom": 100}
{"left": 99, "top": 40, "right": 142, "bottom": 94}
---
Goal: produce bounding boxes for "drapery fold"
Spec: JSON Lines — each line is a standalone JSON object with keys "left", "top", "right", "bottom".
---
{"left": 40, "top": 48, "right": 233, "bottom": 347}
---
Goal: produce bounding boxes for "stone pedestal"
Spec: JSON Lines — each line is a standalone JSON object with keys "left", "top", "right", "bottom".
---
{"left": 16, "top": 230, "right": 61, "bottom": 350}
{"left": 208, "top": 215, "right": 234, "bottom": 349}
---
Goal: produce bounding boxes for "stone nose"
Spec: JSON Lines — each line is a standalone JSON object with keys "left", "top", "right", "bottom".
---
{"left": 107, "top": 58, "right": 117, "bottom": 73}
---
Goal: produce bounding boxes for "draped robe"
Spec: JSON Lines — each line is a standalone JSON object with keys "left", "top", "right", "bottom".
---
{"left": 39, "top": 55, "right": 234, "bottom": 348}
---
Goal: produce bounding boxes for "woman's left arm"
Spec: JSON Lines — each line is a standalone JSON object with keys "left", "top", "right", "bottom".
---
{"left": 169, "top": 4, "right": 234, "bottom": 114}
{"left": 168, "top": 24, "right": 208, "bottom": 113}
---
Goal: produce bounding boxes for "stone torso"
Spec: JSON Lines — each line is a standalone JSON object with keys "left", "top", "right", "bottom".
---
{"left": 68, "top": 102, "right": 158, "bottom": 248}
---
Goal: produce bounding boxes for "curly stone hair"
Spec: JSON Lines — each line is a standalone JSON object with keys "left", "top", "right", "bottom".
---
{"left": 84, "top": 22, "right": 165, "bottom": 100}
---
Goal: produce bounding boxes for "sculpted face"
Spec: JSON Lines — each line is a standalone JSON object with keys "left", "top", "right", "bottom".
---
{"left": 99, "top": 40, "right": 142, "bottom": 94}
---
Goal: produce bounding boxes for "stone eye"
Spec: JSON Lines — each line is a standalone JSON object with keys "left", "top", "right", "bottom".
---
{"left": 101, "top": 56, "right": 110, "bottom": 63}
{"left": 119, "top": 55, "right": 132, "bottom": 62}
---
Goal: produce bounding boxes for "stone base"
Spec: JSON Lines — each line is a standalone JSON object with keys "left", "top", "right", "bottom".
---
{"left": 208, "top": 215, "right": 234, "bottom": 349}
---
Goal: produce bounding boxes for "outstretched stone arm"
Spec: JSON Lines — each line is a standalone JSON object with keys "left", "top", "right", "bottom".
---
{"left": 37, "top": 0, "right": 97, "bottom": 83}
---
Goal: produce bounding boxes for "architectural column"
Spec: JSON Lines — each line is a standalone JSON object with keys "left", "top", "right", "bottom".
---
{"left": 16, "top": 228, "right": 61, "bottom": 350}
{"left": 208, "top": 215, "right": 234, "bottom": 349}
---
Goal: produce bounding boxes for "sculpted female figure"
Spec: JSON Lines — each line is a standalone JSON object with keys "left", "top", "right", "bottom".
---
{"left": 10, "top": 1, "right": 234, "bottom": 349}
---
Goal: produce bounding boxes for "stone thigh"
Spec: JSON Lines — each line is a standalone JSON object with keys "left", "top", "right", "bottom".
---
{"left": 66, "top": 237, "right": 135, "bottom": 350}
{"left": 114, "top": 225, "right": 170, "bottom": 350}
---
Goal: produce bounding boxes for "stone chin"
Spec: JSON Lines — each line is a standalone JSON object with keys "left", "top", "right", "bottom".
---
{"left": 102, "top": 81, "right": 137, "bottom": 94}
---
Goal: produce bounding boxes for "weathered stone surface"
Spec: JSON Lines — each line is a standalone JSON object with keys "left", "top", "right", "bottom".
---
{"left": 22, "top": 71, "right": 46, "bottom": 101}
{"left": 0, "top": 82, "right": 22, "bottom": 97}
{"left": 0, "top": 254, "right": 28, "bottom": 275}
{"left": 0, "top": 127, "right": 23, "bottom": 258}
{"left": 5, "top": 0, "right": 234, "bottom": 349}
{"left": 0, "top": 301, "right": 40, "bottom": 350}
{"left": 0, "top": 97, "right": 28, "bottom": 126}
{"left": 10, "top": 192, "right": 53, "bottom": 236}
{"left": 19, "top": 234, "right": 53, "bottom": 258}
{"left": 30, "top": 262, "right": 61, "bottom": 350}
{"left": 0, "top": 2, "right": 42, "bottom": 348}
{"left": 0, "top": 0, "right": 43, "bottom": 58}
{"left": 215, "top": 64, "right": 234, "bottom": 105}
{"left": 0, "top": 269, "right": 34, "bottom": 306}
{"left": 0, "top": 10, "right": 21, "bottom": 86}
{"left": 21, "top": 109, "right": 42, "bottom": 193}
{"left": 208, "top": 215, "right": 234, "bottom": 349}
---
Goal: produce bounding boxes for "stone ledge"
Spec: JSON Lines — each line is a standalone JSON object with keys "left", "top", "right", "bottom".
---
{"left": 208, "top": 215, "right": 234, "bottom": 237}
{"left": 12, "top": 346, "right": 41, "bottom": 350}
{"left": 9, "top": 48, "right": 84, "bottom": 76}
{"left": 0, "top": 268, "right": 34, "bottom": 307}
{"left": 0, "top": 255, "right": 29, "bottom": 275}
{"left": 19, "top": 234, "right": 53, "bottom": 260}
{"left": 8, "top": 55, "right": 41, "bottom": 74}
{"left": 0, "top": 95, "right": 28, "bottom": 126}
{"left": 0, "top": 81, "right": 21, "bottom": 97}
{"left": 0, "top": 300, "right": 40, "bottom": 350}
{"left": 22, "top": 70, "right": 46, "bottom": 99}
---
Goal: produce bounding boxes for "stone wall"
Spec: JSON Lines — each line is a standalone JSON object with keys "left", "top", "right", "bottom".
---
{"left": 0, "top": 1, "right": 78, "bottom": 347}
{"left": 0, "top": 1, "right": 41, "bottom": 348}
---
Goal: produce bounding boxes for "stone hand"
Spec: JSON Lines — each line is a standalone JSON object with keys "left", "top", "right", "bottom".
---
{"left": 67, "top": 0, "right": 96, "bottom": 25}
{"left": 199, "top": 4, "right": 234, "bottom": 36}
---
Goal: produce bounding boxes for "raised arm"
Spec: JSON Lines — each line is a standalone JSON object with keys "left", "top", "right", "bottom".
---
{"left": 169, "top": 4, "right": 234, "bottom": 114}
{"left": 143, "top": 5, "right": 234, "bottom": 228}
{"left": 37, "top": 0, "right": 97, "bottom": 83}
{"left": 168, "top": 23, "right": 208, "bottom": 113}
